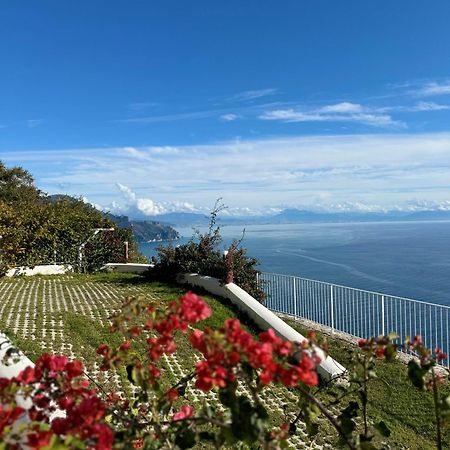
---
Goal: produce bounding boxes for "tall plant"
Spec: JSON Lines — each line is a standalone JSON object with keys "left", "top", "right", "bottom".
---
{"left": 150, "top": 199, "right": 265, "bottom": 302}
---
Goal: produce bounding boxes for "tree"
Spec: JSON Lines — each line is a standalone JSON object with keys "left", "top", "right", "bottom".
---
{"left": 0, "top": 161, "right": 42, "bottom": 206}
{"left": 0, "top": 161, "right": 144, "bottom": 273}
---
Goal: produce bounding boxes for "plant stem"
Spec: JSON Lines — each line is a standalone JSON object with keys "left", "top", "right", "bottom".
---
{"left": 431, "top": 368, "right": 442, "bottom": 450}
{"left": 298, "top": 386, "right": 358, "bottom": 450}
{"left": 362, "top": 355, "right": 369, "bottom": 438}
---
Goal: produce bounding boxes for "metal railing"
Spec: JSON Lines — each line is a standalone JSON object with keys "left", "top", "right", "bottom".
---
{"left": 259, "top": 272, "right": 450, "bottom": 367}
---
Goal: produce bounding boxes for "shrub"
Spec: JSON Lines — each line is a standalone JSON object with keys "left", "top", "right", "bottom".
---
{"left": 1, "top": 291, "right": 449, "bottom": 449}
{"left": 149, "top": 200, "right": 265, "bottom": 302}
{"left": 0, "top": 161, "right": 145, "bottom": 274}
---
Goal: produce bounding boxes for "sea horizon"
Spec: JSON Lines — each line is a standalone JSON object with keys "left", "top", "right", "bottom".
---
{"left": 139, "top": 219, "right": 450, "bottom": 307}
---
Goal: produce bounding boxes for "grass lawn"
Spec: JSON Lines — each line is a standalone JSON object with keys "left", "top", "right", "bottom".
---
{"left": 0, "top": 274, "right": 325, "bottom": 449}
{"left": 286, "top": 318, "right": 450, "bottom": 450}
{"left": 0, "top": 272, "right": 446, "bottom": 449}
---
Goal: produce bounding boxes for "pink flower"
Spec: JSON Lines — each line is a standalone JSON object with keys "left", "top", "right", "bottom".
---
{"left": 172, "top": 404, "right": 194, "bottom": 421}
{"left": 179, "top": 292, "right": 212, "bottom": 323}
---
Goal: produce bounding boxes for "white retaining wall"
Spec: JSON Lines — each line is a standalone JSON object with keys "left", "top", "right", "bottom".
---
{"left": 101, "top": 263, "right": 154, "bottom": 274}
{"left": 0, "top": 332, "right": 34, "bottom": 379}
{"left": 177, "top": 273, "right": 346, "bottom": 382}
{"left": 5, "top": 265, "right": 73, "bottom": 277}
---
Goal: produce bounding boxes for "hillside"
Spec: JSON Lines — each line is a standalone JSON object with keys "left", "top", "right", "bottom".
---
{"left": 47, "top": 196, "right": 180, "bottom": 243}
{"left": 105, "top": 213, "right": 180, "bottom": 242}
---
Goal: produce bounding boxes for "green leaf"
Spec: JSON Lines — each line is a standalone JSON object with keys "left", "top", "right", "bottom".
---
{"left": 384, "top": 344, "right": 397, "bottom": 361}
{"left": 174, "top": 428, "right": 196, "bottom": 449}
{"left": 338, "top": 401, "right": 359, "bottom": 437}
{"left": 255, "top": 403, "right": 269, "bottom": 419}
{"left": 305, "top": 421, "right": 319, "bottom": 436}
{"left": 407, "top": 360, "right": 428, "bottom": 389}
{"left": 374, "top": 420, "right": 391, "bottom": 437}
{"left": 359, "top": 442, "right": 378, "bottom": 450}
{"left": 198, "top": 431, "right": 216, "bottom": 442}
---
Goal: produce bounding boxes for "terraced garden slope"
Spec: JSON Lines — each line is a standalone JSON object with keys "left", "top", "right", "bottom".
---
{"left": 0, "top": 273, "right": 447, "bottom": 449}
{"left": 0, "top": 274, "right": 332, "bottom": 450}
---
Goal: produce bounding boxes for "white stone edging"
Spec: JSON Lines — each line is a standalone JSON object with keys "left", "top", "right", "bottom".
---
{"left": 0, "top": 332, "right": 34, "bottom": 379}
{"left": 177, "top": 273, "right": 346, "bottom": 382}
{"left": 0, "top": 331, "right": 35, "bottom": 423}
{"left": 5, "top": 265, "right": 73, "bottom": 277}
{"left": 101, "top": 263, "right": 154, "bottom": 274}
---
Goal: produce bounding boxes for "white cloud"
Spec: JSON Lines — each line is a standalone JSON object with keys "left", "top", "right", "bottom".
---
{"left": 318, "top": 102, "right": 363, "bottom": 113}
{"left": 122, "top": 147, "right": 149, "bottom": 159}
{"left": 220, "top": 113, "right": 239, "bottom": 122}
{"left": 227, "top": 88, "right": 278, "bottom": 102}
{"left": 415, "top": 81, "right": 450, "bottom": 96}
{"left": 27, "top": 119, "right": 44, "bottom": 128}
{"left": 115, "top": 183, "right": 200, "bottom": 217}
{"left": 120, "top": 110, "right": 219, "bottom": 124}
{"left": 5, "top": 132, "right": 450, "bottom": 215}
{"left": 378, "top": 101, "right": 450, "bottom": 112}
{"left": 410, "top": 101, "right": 450, "bottom": 111}
{"left": 259, "top": 108, "right": 403, "bottom": 128}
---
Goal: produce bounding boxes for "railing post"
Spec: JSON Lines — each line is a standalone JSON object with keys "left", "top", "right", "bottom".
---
{"left": 381, "top": 295, "right": 385, "bottom": 336}
{"left": 330, "top": 284, "right": 334, "bottom": 333}
{"left": 293, "top": 277, "right": 297, "bottom": 319}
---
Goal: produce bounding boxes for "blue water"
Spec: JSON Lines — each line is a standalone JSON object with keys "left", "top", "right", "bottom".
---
{"left": 139, "top": 221, "right": 450, "bottom": 307}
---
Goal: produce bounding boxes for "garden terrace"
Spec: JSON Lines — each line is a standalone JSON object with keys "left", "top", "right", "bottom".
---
{"left": 0, "top": 274, "right": 329, "bottom": 449}
{"left": 0, "top": 273, "right": 447, "bottom": 449}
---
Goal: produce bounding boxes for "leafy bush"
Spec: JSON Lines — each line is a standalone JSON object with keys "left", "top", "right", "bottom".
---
{"left": 149, "top": 200, "right": 265, "bottom": 302}
{"left": 0, "top": 162, "right": 145, "bottom": 274}
{"left": 1, "top": 290, "right": 449, "bottom": 449}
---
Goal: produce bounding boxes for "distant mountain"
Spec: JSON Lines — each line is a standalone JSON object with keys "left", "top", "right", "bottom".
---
{"left": 47, "top": 195, "right": 180, "bottom": 243}
{"left": 49, "top": 196, "right": 450, "bottom": 230}
{"left": 404, "top": 210, "right": 450, "bottom": 221}
{"left": 151, "top": 212, "right": 210, "bottom": 227}
{"left": 151, "top": 208, "right": 450, "bottom": 226}
{"left": 268, "top": 208, "right": 450, "bottom": 224}
{"left": 105, "top": 214, "right": 180, "bottom": 242}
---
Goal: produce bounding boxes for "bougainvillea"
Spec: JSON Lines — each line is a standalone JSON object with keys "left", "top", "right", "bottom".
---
{"left": 1, "top": 291, "right": 449, "bottom": 449}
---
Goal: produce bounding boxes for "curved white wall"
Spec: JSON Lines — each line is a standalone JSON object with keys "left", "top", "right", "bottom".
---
{"left": 5, "top": 265, "right": 72, "bottom": 277}
{"left": 101, "top": 263, "right": 153, "bottom": 274}
{"left": 0, "top": 332, "right": 34, "bottom": 379}
{"left": 177, "top": 273, "right": 346, "bottom": 382}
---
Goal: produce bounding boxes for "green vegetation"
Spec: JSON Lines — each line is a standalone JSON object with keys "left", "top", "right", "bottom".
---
{"left": 150, "top": 200, "right": 265, "bottom": 302}
{"left": 1, "top": 273, "right": 447, "bottom": 449}
{"left": 287, "top": 319, "right": 450, "bottom": 449}
{"left": 104, "top": 212, "right": 180, "bottom": 243}
{"left": 0, "top": 162, "right": 144, "bottom": 273}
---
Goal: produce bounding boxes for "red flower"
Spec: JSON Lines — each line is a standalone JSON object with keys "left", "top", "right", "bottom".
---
{"left": 66, "top": 360, "right": 84, "bottom": 378}
{"left": 166, "top": 388, "right": 179, "bottom": 402}
{"left": 172, "top": 404, "right": 194, "bottom": 421}
{"left": 96, "top": 344, "right": 110, "bottom": 356}
{"left": 120, "top": 341, "right": 132, "bottom": 351}
{"left": 16, "top": 366, "right": 36, "bottom": 384}
{"left": 27, "top": 429, "right": 53, "bottom": 448}
{"left": 0, "top": 405, "right": 25, "bottom": 434}
{"left": 179, "top": 292, "right": 212, "bottom": 323}
{"left": 358, "top": 339, "right": 367, "bottom": 347}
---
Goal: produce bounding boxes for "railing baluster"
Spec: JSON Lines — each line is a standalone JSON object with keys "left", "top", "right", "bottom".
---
{"left": 293, "top": 277, "right": 297, "bottom": 319}
{"left": 259, "top": 272, "right": 450, "bottom": 367}
{"left": 330, "top": 284, "right": 334, "bottom": 333}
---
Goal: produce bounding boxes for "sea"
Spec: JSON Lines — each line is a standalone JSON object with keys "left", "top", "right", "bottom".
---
{"left": 138, "top": 221, "right": 450, "bottom": 307}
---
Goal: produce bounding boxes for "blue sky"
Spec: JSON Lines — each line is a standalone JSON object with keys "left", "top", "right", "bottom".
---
{"left": 2, "top": 1, "right": 450, "bottom": 216}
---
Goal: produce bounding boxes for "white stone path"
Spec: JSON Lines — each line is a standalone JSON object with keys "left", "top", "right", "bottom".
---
{"left": 0, "top": 276, "right": 332, "bottom": 449}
